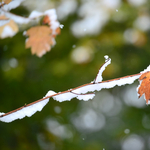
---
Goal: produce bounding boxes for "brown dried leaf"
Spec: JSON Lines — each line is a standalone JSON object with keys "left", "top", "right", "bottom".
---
{"left": 138, "top": 71, "right": 150, "bottom": 104}
{"left": 55, "top": 27, "right": 61, "bottom": 35}
{"left": 0, "top": 15, "right": 8, "bottom": 20}
{"left": 42, "top": 15, "right": 50, "bottom": 25}
{"left": 0, "top": 16, "right": 18, "bottom": 38}
{"left": 25, "top": 26, "right": 55, "bottom": 57}
{"left": 0, "top": 0, "right": 11, "bottom": 7}
{"left": 3, "top": 0, "right": 12, "bottom": 4}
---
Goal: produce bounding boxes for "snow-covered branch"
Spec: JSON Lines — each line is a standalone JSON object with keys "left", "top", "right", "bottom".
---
{"left": 0, "top": 8, "right": 59, "bottom": 26}
{"left": 0, "top": 0, "right": 25, "bottom": 11}
{"left": 0, "top": 56, "right": 146, "bottom": 122}
{"left": 1, "top": 55, "right": 148, "bottom": 123}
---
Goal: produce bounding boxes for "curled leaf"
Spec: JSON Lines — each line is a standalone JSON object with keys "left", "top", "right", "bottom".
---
{"left": 137, "top": 71, "right": 150, "bottom": 104}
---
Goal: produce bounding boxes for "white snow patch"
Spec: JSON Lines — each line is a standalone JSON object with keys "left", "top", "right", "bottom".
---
{"left": 1, "top": 25, "right": 16, "bottom": 38}
{"left": 53, "top": 92, "right": 77, "bottom": 102}
{"left": 51, "top": 90, "right": 95, "bottom": 102}
{"left": 45, "top": 90, "right": 57, "bottom": 97}
{"left": 0, "top": 99, "right": 49, "bottom": 123}
{"left": 73, "top": 74, "right": 140, "bottom": 94}
{"left": 1, "top": 8, "right": 59, "bottom": 26}
{"left": 104, "top": 55, "right": 109, "bottom": 61}
{"left": 60, "top": 24, "right": 64, "bottom": 29}
{"left": 2, "top": 11, "right": 31, "bottom": 24}
{"left": 44, "top": 9, "right": 60, "bottom": 35}
{"left": 0, "top": 0, "right": 25, "bottom": 11}
{"left": 0, "top": 112, "right": 5, "bottom": 115}
{"left": 94, "top": 56, "right": 111, "bottom": 83}
{"left": 0, "top": 20, "right": 10, "bottom": 27}
{"left": 140, "top": 65, "right": 150, "bottom": 74}
{"left": 76, "top": 93, "right": 95, "bottom": 101}
{"left": 29, "top": 11, "right": 43, "bottom": 18}
{"left": 44, "top": 9, "right": 57, "bottom": 20}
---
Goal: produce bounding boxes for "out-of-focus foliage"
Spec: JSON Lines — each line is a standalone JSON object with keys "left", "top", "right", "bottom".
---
{"left": 0, "top": 0, "right": 150, "bottom": 150}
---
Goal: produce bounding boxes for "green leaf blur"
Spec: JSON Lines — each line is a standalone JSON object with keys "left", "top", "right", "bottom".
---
{"left": 0, "top": 0, "right": 150, "bottom": 149}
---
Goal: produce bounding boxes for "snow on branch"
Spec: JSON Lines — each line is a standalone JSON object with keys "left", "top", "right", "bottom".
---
{"left": 1, "top": 8, "right": 59, "bottom": 26}
{"left": 94, "top": 55, "right": 111, "bottom": 83}
{"left": 72, "top": 74, "right": 141, "bottom": 94}
{"left": 0, "top": 99, "right": 49, "bottom": 123}
{"left": 0, "top": 91, "right": 55, "bottom": 123}
{"left": 0, "top": 0, "right": 25, "bottom": 11}
{"left": 0, "top": 55, "right": 149, "bottom": 123}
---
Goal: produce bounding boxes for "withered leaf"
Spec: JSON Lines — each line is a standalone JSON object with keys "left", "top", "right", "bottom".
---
{"left": 0, "top": 15, "right": 8, "bottom": 20}
{"left": 42, "top": 15, "right": 50, "bottom": 25}
{"left": 25, "top": 26, "right": 55, "bottom": 57}
{"left": 3, "top": 0, "right": 12, "bottom": 4}
{"left": 0, "top": 0, "right": 12, "bottom": 8}
{"left": 138, "top": 71, "right": 150, "bottom": 104}
{"left": 0, "top": 15, "right": 18, "bottom": 38}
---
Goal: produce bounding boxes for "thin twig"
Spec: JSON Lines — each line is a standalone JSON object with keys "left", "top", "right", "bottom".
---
{"left": 0, "top": 72, "right": 141, "bottom": 118}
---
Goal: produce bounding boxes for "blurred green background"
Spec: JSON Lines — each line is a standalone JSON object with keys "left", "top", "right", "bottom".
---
{"left": 0, "top": 0, "right": 150, "bottom": 149}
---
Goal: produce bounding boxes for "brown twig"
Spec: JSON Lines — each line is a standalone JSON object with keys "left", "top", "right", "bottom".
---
{"left": 0, "top": 72, "right": 141, "bottom": 118}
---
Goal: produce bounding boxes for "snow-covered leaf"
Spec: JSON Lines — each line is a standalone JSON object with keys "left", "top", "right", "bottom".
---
{"left": 0, "top": 15, "right": 9, "bottom": 26}
{"left": 2, "top": 0, "right": 12, "bottom": 4}
{"left": 44, "top": 9, "right": 60, "bottom": 35}
{"left": 0, "top": 15, "right": 18, "bottom": 38}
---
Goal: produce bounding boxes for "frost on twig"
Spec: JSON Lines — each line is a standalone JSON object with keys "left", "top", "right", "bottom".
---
{"left": 1, "top": 9, "right": 59, "bottom": 26}
{"left": 0, "top": 55, "right": 148, "bottom": 123}
{"left": 0, "top": 99, "right": 49, "bottom": 123}
{"left": 0, "top": 0, "right": 25, "bottom": 11}
{"left": 94, "top": 55, "right": 111, "bottom": 83}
